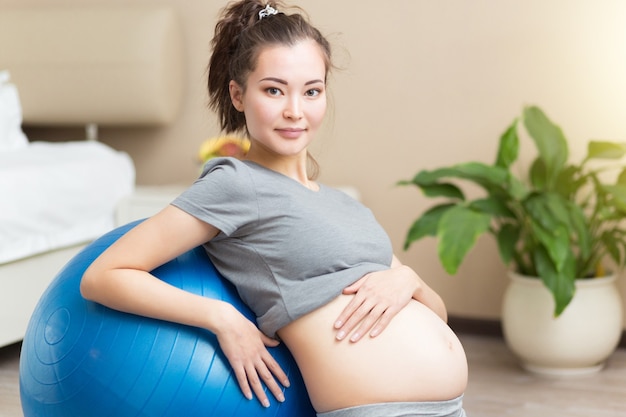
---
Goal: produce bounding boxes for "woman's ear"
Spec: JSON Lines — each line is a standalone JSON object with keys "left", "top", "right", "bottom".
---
{"left": 229, "top": 80, "right": 244, "bottom": 112}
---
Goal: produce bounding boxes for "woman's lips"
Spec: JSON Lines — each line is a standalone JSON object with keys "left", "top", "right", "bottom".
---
{"left": 276, "top": 128, "right": 305, "bottom": 139}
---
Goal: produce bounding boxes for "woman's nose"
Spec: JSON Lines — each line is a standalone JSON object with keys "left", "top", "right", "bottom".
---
{"left": 283, "top": 96, "right": 303, "bottom": 120}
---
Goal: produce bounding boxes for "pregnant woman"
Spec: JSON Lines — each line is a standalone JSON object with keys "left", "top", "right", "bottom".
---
{"left": 81, "top": 2, "right": 468, "bottom": 416}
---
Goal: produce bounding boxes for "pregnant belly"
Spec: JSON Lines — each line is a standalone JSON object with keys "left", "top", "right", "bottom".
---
{"left": 278, "top": 294, "right": 468, "bottom": 413}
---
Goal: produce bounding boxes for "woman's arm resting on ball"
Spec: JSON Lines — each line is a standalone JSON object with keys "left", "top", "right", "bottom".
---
{"left": 80, "top": 205, "right": 289, "bottom": 407}
{"left": 81, "top": 206, "right": 221, "bottom": 327}
{"left": 335, "top": 255, "right": 447, "bottom": 342}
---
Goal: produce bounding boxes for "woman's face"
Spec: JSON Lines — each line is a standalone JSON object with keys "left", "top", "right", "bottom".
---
{"left": 229, "top": 39, "right": 327, "bottom": 160}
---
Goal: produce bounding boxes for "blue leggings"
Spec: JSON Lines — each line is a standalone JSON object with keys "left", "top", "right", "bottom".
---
{"left": 316, "top": 395, "right": 466, "bottom": 417}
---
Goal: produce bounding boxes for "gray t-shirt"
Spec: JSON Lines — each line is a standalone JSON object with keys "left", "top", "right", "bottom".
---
{"left": 172, "top": 157, "right": 393, "bottom": 337}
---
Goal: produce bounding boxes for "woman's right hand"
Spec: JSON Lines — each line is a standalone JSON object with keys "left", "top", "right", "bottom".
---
{"left": 214, "top": 302, "right": 290, "bottom": 408}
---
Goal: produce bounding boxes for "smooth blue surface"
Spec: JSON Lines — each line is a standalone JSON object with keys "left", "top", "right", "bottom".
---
{"left": 19, "top": 220, "right": 315, "bottom": 417}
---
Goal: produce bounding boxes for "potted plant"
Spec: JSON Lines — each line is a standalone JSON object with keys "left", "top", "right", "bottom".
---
{"left": 399, "top": 105, "right": 626, "bottom": 374}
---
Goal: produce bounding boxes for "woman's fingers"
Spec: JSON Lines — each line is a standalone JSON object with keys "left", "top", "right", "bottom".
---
{"left": 334, "top": 298, "right": 362, "bottom": 334}
{"left": 232, "top": 365, "right": 254, "bottom": 401}
{"left": 334, "top": 277, "right": 366, "bottom": 332}
{"left": 246, "top": 363, "right": 271, "bottom": 408}
{"left": 242, "top": 353, "right": 288, "bottom": 407}
{"left": 261, "top": 347, "right": 290, "bottom": 388}
{"left": 232, "top": 340, "right": 289, "bottom": 407}
{"left": 335, "top": 295, "right": 379, "bottom": 341}
{"left": 216, "top": 311, "right": 289, "bottom": 407}
{"left": 353, "top": 303, "right": 402, "bottom": 341}
{"left": 343, "top": 300, "right": 391, "bottom": 342}
{"left": 336, "top": 267, "right": 418, "bottom": 341}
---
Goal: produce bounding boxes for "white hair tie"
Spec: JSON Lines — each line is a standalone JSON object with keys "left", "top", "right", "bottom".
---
{"left": 259, "top": 4, "right": 279, "bottom": 20}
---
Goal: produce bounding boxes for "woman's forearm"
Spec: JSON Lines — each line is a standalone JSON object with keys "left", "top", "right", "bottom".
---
{"left": 80, "top": 206, "right": 227, "bottom": 333}
{"left": 411, "top": 277, "right": 448, "bottom": 323}
{"left": 81, "top": 266, "right": 228, "bottom": 333}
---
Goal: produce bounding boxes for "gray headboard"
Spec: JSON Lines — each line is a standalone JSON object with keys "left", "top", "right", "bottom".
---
{"left": 0, "top": 6, "right": 184, "bottom": 127}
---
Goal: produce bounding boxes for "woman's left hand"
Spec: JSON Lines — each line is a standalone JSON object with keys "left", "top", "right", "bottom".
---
{"left": 334, "top": 265, "right": 417, "bottom": 342}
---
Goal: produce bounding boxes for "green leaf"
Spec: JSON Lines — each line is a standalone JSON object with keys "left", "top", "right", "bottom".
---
{"left": 565, "top": 201, "right": 591, "bottom": 262}
{"left": 600, "top": 230, "right": 624, "bottom": 266}
{"left": 533, "top": 247, "right": 576, "bottom": 316}
{"left": 410, "top": 163, "right": 510, "bottom": 190}
{"left": 404, "top": 203, "right": 456, "bottom": 250}
{"left": 617, "top": 168, "right": 626, "bottom": 185}
{"left": 505, "top": 174, "right": 528, "bottom": 201}
{"left": 554, "top": 165, "right": 583, "bottom": 197}
{"left": 398, "top": 174, "right": 465, "bottom": 200}
{"left": 604, "top": 184, "right": 626, "bottom": 211}
{"left": 529, "top": 157, "right": 547, "bottom": 190}
{"left": 524, "top": 193, "right": 572, "bottom": 272}
{"left": 469, "top": 197, "right": 516, "bottom": 218}
{"left": 451, "top": 162, "right": 510, "bottom": 188}
{"left": 532, "top": 222, "right": 570, "bottom": 273}
{"left": 420, "top": 183, "right": 465, "bottom": 200}
{"left": 496, "top": 223, "right": 520, "bottom": 264}
{"left": 524, "top": 192, "right": 570, "bottom": 230}
{"left": 409, "top": 168, "right": 452, "bottom": 186}
{"left": 586, "top": 141, "right": 626, "bottom": 160}
{"left": 523, "top": 106, "right": 569, "bottom": 185}
{"left": 437, "top": 206, "right": 492, "bottom": 274}
{"left": 495, "top": 119, "right": 519, "bottom": 168}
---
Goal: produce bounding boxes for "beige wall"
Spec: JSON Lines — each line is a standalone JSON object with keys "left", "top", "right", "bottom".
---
{"left": 4, "top": 0, "right": 626, "bottom": 323}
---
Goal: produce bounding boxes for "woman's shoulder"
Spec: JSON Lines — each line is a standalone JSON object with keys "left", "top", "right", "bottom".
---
{"left": 172, "top": 158, "right": 260, "bottom": 234}
{"left": 200, "top": 156, "right": 251, "bottom": 176}
{"left": 178, "top": 158, "right": 258, "bottom": 207}
{"left": 200, "top": 157, "right": 277, "bottom": 183}
{"left": 196, "top": 157, "right": 258, "bottom": 187}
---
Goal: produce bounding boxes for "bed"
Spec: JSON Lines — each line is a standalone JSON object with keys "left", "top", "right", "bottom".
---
{"left": 0, "top": 6, "right": 184, "bottom": 348}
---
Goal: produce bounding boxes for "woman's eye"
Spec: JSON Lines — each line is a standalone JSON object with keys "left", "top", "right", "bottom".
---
{"left": 305, "top": 88, "right": 321, "bottom": 97}
{"left": 266, "top": 87, "right": 281, "bottom": 96}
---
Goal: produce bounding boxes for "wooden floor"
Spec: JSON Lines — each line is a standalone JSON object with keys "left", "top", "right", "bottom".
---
{"left": 2, "top": 333, "right": 626, "bottom": 416}
{"left": 0, "top": 342, "right": 19, "bottom": 417}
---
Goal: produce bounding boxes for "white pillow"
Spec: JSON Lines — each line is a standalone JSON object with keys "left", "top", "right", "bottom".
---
{"left": 0, "top": 70, "right": 29, "bottom": 151}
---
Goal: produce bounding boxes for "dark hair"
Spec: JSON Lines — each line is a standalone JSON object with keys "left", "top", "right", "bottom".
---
{"left": 207, "top": 0, "right": 333, "bottom": 178}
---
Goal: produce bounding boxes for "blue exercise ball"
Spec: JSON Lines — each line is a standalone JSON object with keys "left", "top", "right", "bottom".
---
{"left": 19, "top": 220, "right": 315, "bottom": 417}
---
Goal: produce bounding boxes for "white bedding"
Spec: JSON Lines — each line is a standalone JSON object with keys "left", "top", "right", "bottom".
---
{"left": 0, "top": 140, "right": 134, "bottom": 264}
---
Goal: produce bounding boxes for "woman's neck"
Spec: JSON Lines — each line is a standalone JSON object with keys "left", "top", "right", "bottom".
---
{"left": 245, "top": 149, "right": 314, "bottom": 189}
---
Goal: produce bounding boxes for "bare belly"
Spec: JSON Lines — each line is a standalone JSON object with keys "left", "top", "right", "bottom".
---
{"left": 278, "top": 294, "right": 468, "bottom": 413}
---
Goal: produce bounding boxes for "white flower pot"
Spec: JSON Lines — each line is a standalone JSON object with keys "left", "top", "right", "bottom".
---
{"left": 502, "top": 272, "right": 623, "bottom": 376}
